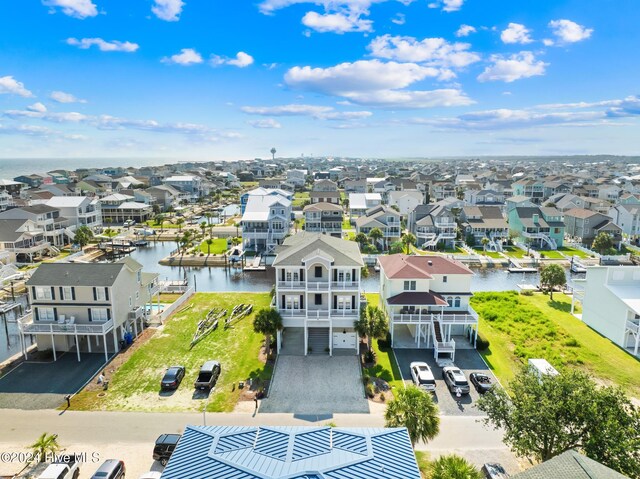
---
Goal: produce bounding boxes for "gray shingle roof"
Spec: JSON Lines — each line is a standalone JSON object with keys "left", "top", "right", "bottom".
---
{"left": 26, "top": 257, "right": 143, "bottom": 287}
{"left": 273, "top": 232, "right": 364, "bottom": 267}
{"left": 513, "top": 450, "right": 629, "bottom": 479}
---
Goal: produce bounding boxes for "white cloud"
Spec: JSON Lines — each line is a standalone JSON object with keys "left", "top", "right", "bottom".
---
{"left": 548, "top": 19, "right": 593, "bottom": 44}
{"left": 161, "top": 48, "right": 203, "bottom": 65}
{"left": 500, "top": 23, "right": 533, "bottom": 44}
{"left": 247, "top": 119, "right": 282, "bottom": 129}
{"left": 50, "top": 91, "right": 87, "bottom": 103}
{"left": 258, "top": 0, "right": 414, "bottom": 16}
{"left": 27, "top": 103, "right": 47, "bottom": 113}
{"left": 455, "top": 24, "right": 475, "bottom": 37}
{"left": 302, "top": 11, "right": 372, "bottom": 33}
{"left": 286, "top": 59, "right": 439, "bottom": 94}
{"left": 66, "top": 38, "right": 139, "bottom": 52}
{"left": 211, "top": 52, "right": 255, "bottom": 68}
{"left": 0, "top": 123, "right": 86, "bottom": 140}
{"left": 285, "top": 59, "right": 473, "bottom": 108}
{"left": 543, "top": 38, "right": 554, "bottom": 46}
{"left": 152, "top": 0, "right": 185, "bottom": 21}
{"left": 428, "top": 0, "right": 464, "bottom": 12}
{"left": 0, "top": 76, "right": 34, "bottom": 98}
{"left": 42, "top": 0, "right": 97, "bottom": 19}
{"left": 477, "top": 52, "right": 547, "bottom": 83}
{"left": 241, "top": 104, "right": 373, "bottom": 120}
{"left": 391, "top": 13, "right": 405, "bottom": 25}
{"left": 367, "top": 35, "right": 480, "bottom": 68}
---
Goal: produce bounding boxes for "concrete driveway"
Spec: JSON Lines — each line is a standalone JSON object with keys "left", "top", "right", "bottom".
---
{"left": 393, "top": 349, "right": 499, "bottom": 416}
{"left": 0, "top": 353, "right": 106, "bottom": 410}
{"left": 259, "top": 355, "right": 369, "bottom": 415}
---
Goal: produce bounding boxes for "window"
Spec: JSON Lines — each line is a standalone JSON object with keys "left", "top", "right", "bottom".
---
{"left": 443, "top": 276, "right": 448, "bottom": 283}
{"left": 454, "top": 297, "right": 461, "bottom": 308}
{"left": 38, "top": 307, "right": 55, "bottom": 321}
{"left": 96, "top": 288, "right": 106, "bottom": 301}
{"left": 91, "top": 308, "right": 109, "bottom": 322}
{"left": 337, "top": 296, "right": 352, "bottom": 310}
{"left": 315, "top": 266, "right": 322, "bottom": 278}
{"left": 63, "top": 287, "right": 73, "bottom": 300}
{"left": 447, "top": 297, "right": 453, "bottom": 307}
{"left": 286, "top": 271, "right": 292, "bottom": 281}
{"left": 137, "top": 271, "right": 141, "bottom": 283}
{"left": 338, "top": 272, "right": 344, "bottom": 282}
{"left": 35, "top": 287, "right": 52, "bottom": 300}
{"left": 315, "top": 294, "right": 322, "bottom": 305}
{"left": 136, "top": 291, "right": 140, "bottom": 300}
{"left": 403, "top": 280, "right": 416, "bottom": 291}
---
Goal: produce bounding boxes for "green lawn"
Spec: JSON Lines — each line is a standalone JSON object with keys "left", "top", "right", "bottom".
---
{"left": 71, "top": 292, "right": 273, "bottom": 412}
{"left": 471, "top": 291, "right": 640, "bottom": 399}
{"left": 558, "top": 246, "right": 592, "bottom": 259}
{"left": 199, "top": 238, "right": 229, "bottom": 255}
{"left": 363, "top": 293, "right": 405, "bottom": 391}
{"left": 342, "top": 217, "right": 352, "bottom": 229}
{"left": 503, "top": 246, "right": 528, "bottom": 258}
{"left": 472, "top": 247, "right": 503, "bottom": 259}
{"left": 539, "top": 250, "right": 565, "bottom": 259}
{"left": 145, "top": 220, "right": 183, "bottom": 229}
{"left": 292, "top": 191, "right": 310, "bottom": 208}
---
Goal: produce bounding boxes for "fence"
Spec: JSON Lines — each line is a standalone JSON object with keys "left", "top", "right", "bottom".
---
{"left": 157, "top": 287, "right": 196, "bottom": 323}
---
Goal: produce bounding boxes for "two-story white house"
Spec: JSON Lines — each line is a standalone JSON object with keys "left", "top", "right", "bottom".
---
{"left": 19, "top": 258, "right": 160, "bottom": 362}
{"left": 575, "top": 266, "right": 640, "bottom": 357}
{"left": 378, "top": 254, "right": 478, "bottom": 361}
{"left": 241, "top": 193, "right": 292, "bottom": 254}
{"left": 273, "top": 233, "right": 364, "bottom": 356}
{"left": 355, "top": 206, "right": 401, "bottom": 249}
{"left": 408, "top": 204, "right": 457, "bottom": 250}
{"left": 0, "top": 204, "right": 69, "bottom": 247}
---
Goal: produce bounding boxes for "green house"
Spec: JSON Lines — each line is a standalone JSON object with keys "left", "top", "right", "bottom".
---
{"left": 508, "top": 206, "right": 565, "bottom": 249}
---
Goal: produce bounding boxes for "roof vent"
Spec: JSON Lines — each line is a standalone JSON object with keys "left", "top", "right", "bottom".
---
{"left": 427, "top": 260, "right": 433, "bottom": 266}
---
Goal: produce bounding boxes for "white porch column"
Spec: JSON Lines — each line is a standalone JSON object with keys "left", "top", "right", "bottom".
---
{"left": 474, "top": 325, "right": 478, "bottom": 348}
{"left": 103, "top": 334, "right": 108, "bottom": 362}
{"left": 88, "top": 335, "right": 92, "bottom": 353}
{"left": 635, "top": 333, "right": 639, "bottom": 357}
{"left": 417, "top": 323, "right": 421, "bottom": 348}
{"left": 304, "top": 320, "right": 308, "bottom": 356}
{"left": 51, "top": 331, "right": 57, "bottom": 361}
{"left": 75, "top": 332, "right": 80, "bottom": 362}
{"left": 329, "top": 323, "right": 333, "bottom": 357}
{"left": 133, "top": 317, "right": 138, "bottom": 337}
{"left": 276, "top": 329, "right": 282, "bottom": 353}
{"left": 112, "top": 327, "right": 118, "bottom": 355}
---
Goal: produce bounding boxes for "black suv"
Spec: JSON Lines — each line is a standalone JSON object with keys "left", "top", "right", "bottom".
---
{"left": 153, "top": 434, "right": 181, "bottom": 466}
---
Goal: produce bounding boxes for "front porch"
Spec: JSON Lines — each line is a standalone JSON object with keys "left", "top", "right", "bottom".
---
{"left": 277, "top": 323, "right": 359, "bottom": 357}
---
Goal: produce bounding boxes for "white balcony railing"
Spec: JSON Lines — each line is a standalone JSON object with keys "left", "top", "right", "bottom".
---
{"left": 8, "top": 240, "right": 50, "bottom": 254}
{"left": 277, "top": 281, "right": 306, "bottom": 290}
{"left": 331, "top": 281, "right": 359, "bottom": 290}
{"left": 627, "top": 320, "right": 639, "bottom": 334}
{"left": 19, "top": 314, "right": 114, "bottom": 335}
{"left": 435, "top": 340, "right": 456, "bottom": 353}
{"left": 330, "top": 309, "right": 358, "bottom": 318}
{"left": 306, "top": 310, "right": 330, "bottom": 319}
{"left": 306, "top": 282, "right": 330, "bottom": 291}
{"left": 390, "top": 309, "right": 478, "bottom": 325}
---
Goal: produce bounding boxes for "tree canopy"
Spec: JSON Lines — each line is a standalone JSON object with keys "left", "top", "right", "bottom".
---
{"left": 539, "top": 263, "right": 566, "bottom": 300}
{"left": 73, "top": 225, "right": 93, "bottom": 248}
{"left": 592, "top": 231, "right": 614, "bottom": 255}
{"left": 430, "top": 454, "right": 483, "bottom": 479}
{"left": 353, "top": 304, "right": 388, "bottom": 353}
{"left": 402, "top": 233, "right": 417, "bottom": 254}
{"left": 253, "top": 308, "right": 283, "bottom": 358}
{"left": 384, "top": 385, "right": 440, "bottom": 447}
{"left": 477, "top": 367, "right": 640, "bottom": 477}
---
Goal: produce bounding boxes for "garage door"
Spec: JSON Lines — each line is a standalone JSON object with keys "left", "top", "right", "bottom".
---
{"left": 333, "top": 332, "right": 356, "bottom": 349}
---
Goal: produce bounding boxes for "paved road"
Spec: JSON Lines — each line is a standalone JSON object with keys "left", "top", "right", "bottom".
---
{"left": 0, "top": 409, "right": 519, "bottom": 477}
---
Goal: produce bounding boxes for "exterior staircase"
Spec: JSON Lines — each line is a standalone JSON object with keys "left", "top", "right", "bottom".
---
{"left": 307, "top": 327, "right": 330, "bottom": 355}
{"left": 431, "top": 317, "right": 455, "bottom": 361}
{"left": 432, "top": 320, "right": 443, "bottom": 343}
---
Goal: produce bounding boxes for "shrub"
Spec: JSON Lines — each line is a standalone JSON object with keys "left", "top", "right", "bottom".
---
{"left": 380, "top": 393, "right": 385, "bottom": 402}
{"left": 365, "top": 383, "right": 375, "bottom": 398}
{"left": 564, "top": 337, "right": 580, "bottom": 347}
{"left": 364, "top": 349, "right": 376, "bottom": 364}
{"left": 520, "top": 290, "right": 534, "bottom": 296}
{"left": 377, "top": 332, "right": 392, "bottom": 349}
{"left": 475, "top": 333, "right": 490, "bottom": 351}
{"left": 362, "top": 372, "right": 370, "bottom": 386}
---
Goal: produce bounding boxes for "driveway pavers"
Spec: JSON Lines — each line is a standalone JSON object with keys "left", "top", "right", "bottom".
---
{"left": 259, "top": 355, "right": 369, "bottom": 415}
{"left": 393, "top": 348, "right": 499, "bottom": 416}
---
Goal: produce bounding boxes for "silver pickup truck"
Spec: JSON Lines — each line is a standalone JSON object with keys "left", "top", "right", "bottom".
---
{"left": 38, "top": 454, "right": 81, "bottom": 479}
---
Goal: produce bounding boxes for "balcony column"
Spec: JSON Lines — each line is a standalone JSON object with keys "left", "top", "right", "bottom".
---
{"left": 104, "top": 334, "right": 108, "bottom": 362}
{"left": 51, "top": 331, "right": 57, "bottom": 361}
{"left": 112, "top": 327, "right": 118, "bottom": 355}
{"left": 329, "top": 323, "right": 333, "bottom": 357}
{"left": 88, "top": 335, "right": 92, "bottom": 353}
{"left": 75, "top": 331, "right": 80, "bottom": 362}
{"left": 304, "top": 320, "right": 308, "bottom": 356}
{"left": 276, "top": 329, "right": 282, "bottom": 353}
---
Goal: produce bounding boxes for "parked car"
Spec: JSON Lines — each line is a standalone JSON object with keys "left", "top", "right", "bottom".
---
{"left": 442, "top": 366, "right": 470, "bottom": 395}
{"left": 194, "top": 360, "right": 221, "bottom": 391}
{"left": 161, "top": 366, "right": 185, "bottom": 390}
{"left": 470, "top": 372, "right": 494, "bottom": 394}
{"left": 123, "top": 219, "right": 136, "bottom": 227}
{"left": 153, "top": 434, "right": 181, "bottom": 466}
{"left": 90, "top": 459, "right": 125, "bottom": 479}
{"left": 481, "top": 463, "right": 510, "bottom": 478}
{"left": 409, "top": 361, "right": 436, "bottom": 392}
{"left": 38, "top": 454, "right": 81, "bottom": 479}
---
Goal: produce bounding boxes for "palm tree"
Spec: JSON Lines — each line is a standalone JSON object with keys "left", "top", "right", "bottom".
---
{"left": 199, "top": 221, "right": 207, "bottom": 239}
{"left": 355, "top": 232, "right": 368, "bottom": 246}
{"left": 253, "top": 308, "right": 283, "bottom": 358}
{"left": 30, "top": 433, "right": 60, "bottom": 463}
{"left": 176, "top": 217, "right": 185, "bottom": 232}
{"left": 430, "top": 455, "right": 483, "bottom": 479}
{"left": 354, "top": 304, "right": 388, "bottom": 353}
{"left": 384, "top": 386, "right": 440, "bottom": 447}
{"left": 402, "top": 233, "right": 417, "bottom": 254}
{"left": 205, "top": 238, "right": 213, "bottom": 256}
{"left": 368, "top": 227, "right": 384, "bottom": 249}
{"left": 481, "top": 236, "right": 490, "bottom": 251}
{"left": 270, "top": 147, "right": 276, "bottom": 161}
{"left": 294, "top": 218, "right": 300, "bottom": 233}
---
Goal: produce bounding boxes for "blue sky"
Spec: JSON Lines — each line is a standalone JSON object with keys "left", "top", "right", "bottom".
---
{"left": 0, "top": 0, "right": 639, "bottom": 159}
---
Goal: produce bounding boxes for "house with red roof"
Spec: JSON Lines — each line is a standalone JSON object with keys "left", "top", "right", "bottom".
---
{"left": 378, "top": 254, "right": 479, "bottom": 361}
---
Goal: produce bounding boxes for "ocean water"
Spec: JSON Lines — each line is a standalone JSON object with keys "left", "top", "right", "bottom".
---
{"left": 0, "top": 157, "right": 182, "bottom": 180}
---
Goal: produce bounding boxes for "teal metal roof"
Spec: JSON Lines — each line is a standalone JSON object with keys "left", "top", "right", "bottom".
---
{"left": 160, "top": 426, "right": 421, "bottom": 479}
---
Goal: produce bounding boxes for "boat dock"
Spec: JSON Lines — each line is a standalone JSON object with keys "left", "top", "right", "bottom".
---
{"left": 507, "top": 258, "right": 538, "bottom": 273}
{"left": 243, "top": 254, "right": 266, "bottom": 272}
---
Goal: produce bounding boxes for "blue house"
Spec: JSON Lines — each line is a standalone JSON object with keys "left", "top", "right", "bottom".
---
{"left": 161, "top": 426, "right": 421, "bottom": 479}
